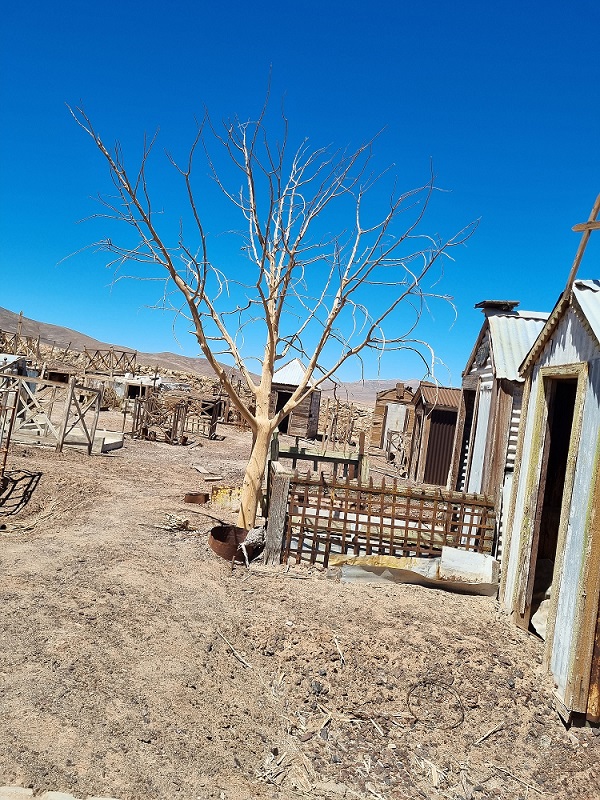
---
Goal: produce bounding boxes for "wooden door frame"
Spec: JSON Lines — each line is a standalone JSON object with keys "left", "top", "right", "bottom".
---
{"left": 512, "top": 364, "right": 588, "bottom": 661}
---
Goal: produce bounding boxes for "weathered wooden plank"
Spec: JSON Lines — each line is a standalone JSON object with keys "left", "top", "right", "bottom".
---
{"left": 264, "top": 463, "right": 291, "bottom": 566}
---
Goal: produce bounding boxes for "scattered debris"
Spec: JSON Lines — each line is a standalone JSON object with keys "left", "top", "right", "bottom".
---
{"left": 407, "top": 679, "right": 465, "bottom": 729}
{"left": 163, "top": 513, "right": 194, "bottom": 532}
{"left": 216, "top": 628, "right": 253, "bottom": 669}
{"left": 475, "top": 722, "right": 506, "bottom": 745}
{"left": 333, "top": 636, "right": 345, "bottom": 666}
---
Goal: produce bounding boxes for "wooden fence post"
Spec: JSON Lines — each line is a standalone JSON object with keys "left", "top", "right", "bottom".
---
{"left": 358, "top": 431, "right": 370, "bottom": 483}
{"left": 264, "top": 462, "right": 291, "bottom": 565}
{"left": 57, "top": 376, "right": 76, "bottom": 453}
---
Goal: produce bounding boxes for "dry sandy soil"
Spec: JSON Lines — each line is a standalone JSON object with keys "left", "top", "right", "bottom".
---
{"left": 0, "top": 415, "right": 598, "bottom": 800}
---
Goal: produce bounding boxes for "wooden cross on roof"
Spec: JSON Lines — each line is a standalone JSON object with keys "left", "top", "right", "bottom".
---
{"left": 565, "top": 193, "right": 600, "bottom": 291}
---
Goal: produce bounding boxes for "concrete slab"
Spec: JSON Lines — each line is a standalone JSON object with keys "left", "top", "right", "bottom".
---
{"left": 63, "top": 428, "right": 124, "bottom": 453}
{"left": 0, "top": 788, "right": 34, "bottom": 800}
{"left": 439, "top": 546, "right": 499, "bottom": 584}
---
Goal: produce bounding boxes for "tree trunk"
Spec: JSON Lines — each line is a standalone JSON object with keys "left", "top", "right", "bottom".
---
{"left": 237, "top": 423, "right": 272, "bottom": 529}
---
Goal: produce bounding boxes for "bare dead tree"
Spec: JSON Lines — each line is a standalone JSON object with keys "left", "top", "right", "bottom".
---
{"left": 70, "top": 104, "right": 476, "bottom": 529}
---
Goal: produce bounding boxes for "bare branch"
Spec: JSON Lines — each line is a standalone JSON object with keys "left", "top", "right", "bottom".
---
{"left": 72, "top": 100, "right": 476, "bottom": 527}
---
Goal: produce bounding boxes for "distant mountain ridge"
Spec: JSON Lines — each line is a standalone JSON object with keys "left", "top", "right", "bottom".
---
{"left": 0, "top": 307, "right": 125, "bottom": 353}
{"left": 0, "top": 306, "right": 404, "bottom": 405}
{"left": 0, "top": 306, "right": 226, "bottom": 378}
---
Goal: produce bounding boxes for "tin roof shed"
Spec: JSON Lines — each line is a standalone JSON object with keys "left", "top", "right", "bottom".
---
{"left": 272, "top": 358, "right": 313, "bottom": 387}
{"left": 501, "top": 276, "right": 600, "bottom": 723}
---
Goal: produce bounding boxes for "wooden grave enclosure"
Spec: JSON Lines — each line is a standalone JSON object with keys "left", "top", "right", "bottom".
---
{"left": 85, "top": 348, "right": 137, "bottom": 376}
{"left": 126, "top": 393, "right": 223, "bottom": 443}
{"left": 266, "top": 464, "right": 496, "bottom": 568}
{"left": 319, "top": 397, "right": 362, "bottom": 449}
{"left": 0, "top": 374, "right": 102, "bottom": 465}
{"left": 128, "top": 393, "right": 189, "bottom": 444}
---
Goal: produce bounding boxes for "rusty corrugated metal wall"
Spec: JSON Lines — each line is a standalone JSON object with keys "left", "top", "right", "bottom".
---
{"left": 423, "top": 409, "right": 457, "bottom": 486}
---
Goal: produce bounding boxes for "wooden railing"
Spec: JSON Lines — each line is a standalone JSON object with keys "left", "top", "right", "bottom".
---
{"left": 84, "top": 348, "right": 136, "bottom": 376}
{"left": 269, "top": 431, "right": 367, "bottom": 481}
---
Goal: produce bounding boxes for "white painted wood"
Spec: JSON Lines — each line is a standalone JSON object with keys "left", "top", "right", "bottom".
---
{"left": 467, "top": 386, "right": 492, "bottom": 494}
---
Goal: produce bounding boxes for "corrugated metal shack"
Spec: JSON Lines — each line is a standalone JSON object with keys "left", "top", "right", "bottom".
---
{"left": 407, "top": 383, "right": 461, "bottom": 486}
{"left": 500, "top": 279, "right": 600, "bottom": 723}
{"left": 269, "top": 358, "right": 320, "bottom": 439}
{"left": 449, "top": 301, "right": 548, "bottom": 556}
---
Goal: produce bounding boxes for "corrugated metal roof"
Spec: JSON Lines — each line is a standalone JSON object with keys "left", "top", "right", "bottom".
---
{"left": 488, "top": 312, "right": 549, "bottom": 382}
{"left": 418, "top": 383, "right": 461, "bottom": 410}
{"left": 272, "top": 358, "right": 311, "bottom": 387}
{"left": 573, "top": 279, "right": 600, "bottom": 346}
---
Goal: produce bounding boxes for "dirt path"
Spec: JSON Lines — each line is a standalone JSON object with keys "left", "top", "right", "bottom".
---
{"left": 0, "top": 422, "right": 598, "bottom": 799}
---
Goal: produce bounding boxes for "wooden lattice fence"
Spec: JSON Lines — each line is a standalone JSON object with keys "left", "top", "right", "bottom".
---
{"left": 268, "top": 469, "right": 496, "bottom": 567}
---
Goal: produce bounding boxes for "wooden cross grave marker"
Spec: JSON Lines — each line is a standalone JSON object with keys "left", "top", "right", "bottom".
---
{"left": 566, "top": 193, "right": 600, "bottom": 291}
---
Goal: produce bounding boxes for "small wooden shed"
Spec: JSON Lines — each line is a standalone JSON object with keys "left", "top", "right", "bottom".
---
{"left": 500, "top": 279, "right": 600, "bottom": 722}
{"left": 371, "top": 382, "right": 416, "bottom": 446}
{"left": 407, "top": 382, "right": 461, "bottom": 486}
{"left": 449, "top": 301, "right": 548, "bottom": 555}
{"left": 269, "top": 358, "right": 320, "bottom": 439}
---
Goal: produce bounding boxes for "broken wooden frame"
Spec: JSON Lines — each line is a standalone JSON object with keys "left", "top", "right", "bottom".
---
{"left": 385, "top": 429, "right": 410, "bottom": 476}
{"left": 126, "top": 393, "right": 225, "bottom": 442}
{"left": 127, "top": 393, "right": 189, "bottom": 444}
{"left": 0, "top": 374, "right": 102, "bottom": 459}
{"left": 184, "top": 398, "right": 222, "bottom": 439}
{"left": 0, "top": 378, "right": 20, "bottom": 480}
{"left": 319, "top": 397, "right": 362, "bottom": 450}
{"left": 265, "top": 462, "right": 496, "bottom": 567}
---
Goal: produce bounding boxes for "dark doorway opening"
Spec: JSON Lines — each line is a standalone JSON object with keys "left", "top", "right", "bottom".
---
{"left": 529, "top": 377, "right": 577, "bottom": 636}
{"left": 127, "top": 384, "right": 142, "bottom": 399}
{"left": 275, "top": 390, "right": 293, "bottom": 434}
{"left": 423, "top": 409, "right": 458, "bottom": 486}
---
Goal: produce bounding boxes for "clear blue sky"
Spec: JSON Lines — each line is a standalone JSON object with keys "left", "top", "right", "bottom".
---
{"left": 1, "top": 0, "right": 599, "bottom": 385}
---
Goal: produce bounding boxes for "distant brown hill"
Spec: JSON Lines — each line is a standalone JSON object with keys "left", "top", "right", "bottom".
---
{"left": 0, "top": 307, "right": 121, "bottom": 353}
{"left": 0, "top": 306, "right": 234, "bottom": 378}
{"left": 0, "top": 306, "right": 412, "bottom": 406}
